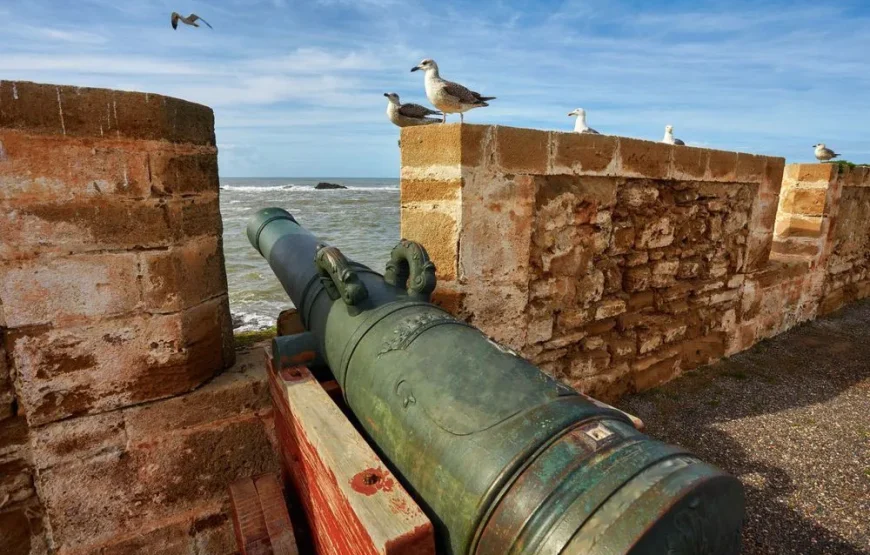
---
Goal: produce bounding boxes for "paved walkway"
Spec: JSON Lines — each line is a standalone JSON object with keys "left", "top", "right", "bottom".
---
{"left": 619, "top": 299, "right": 870, "bottom": 555}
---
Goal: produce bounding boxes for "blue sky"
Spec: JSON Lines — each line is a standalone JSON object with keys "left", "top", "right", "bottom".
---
{"left": 1, "top": 0, "right": 868, "bottom": 177}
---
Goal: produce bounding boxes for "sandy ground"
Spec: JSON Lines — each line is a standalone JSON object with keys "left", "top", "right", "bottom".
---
{"left": 619, "top": 299, "right": 870, "bottom": 555}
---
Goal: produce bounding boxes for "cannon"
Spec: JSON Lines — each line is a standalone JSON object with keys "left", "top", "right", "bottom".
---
{"left": 247, "top": 207, "right": 745, "bottom": 555}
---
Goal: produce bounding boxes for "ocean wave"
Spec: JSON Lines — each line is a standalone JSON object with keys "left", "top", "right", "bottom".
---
{"left": 342, "top": 186, "right": 399, "bottom": 191}
{"left": 231, "top": 311, "right": 276, "bottom": 331}
{"left": 221, "top": 185, "right": 297, "bottom": 191}
{"left": 221, "top": 184, "right": 398, "bottom": 192}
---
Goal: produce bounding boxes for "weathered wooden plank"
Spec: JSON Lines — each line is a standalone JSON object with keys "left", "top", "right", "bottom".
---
{"left": 229, "top": 474, "right": 299, "bottom": 555}
{"left": 229, "top": 477, "right": 273, "bottom": 555}
{"left": 267, "top": 356, "right": 435, "bottom": 555}
{"left": 319, "top": 379, "right": 343, "bottom": 404}
{"left": 254, "top": 474, "right": 299, "bottom": 555}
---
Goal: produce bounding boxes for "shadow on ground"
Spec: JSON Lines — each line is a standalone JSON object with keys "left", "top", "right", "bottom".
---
{"left": 619, "top": 299, "right": 870, "bottom": 555}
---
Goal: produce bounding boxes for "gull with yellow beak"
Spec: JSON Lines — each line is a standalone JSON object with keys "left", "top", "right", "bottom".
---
{"left": 411, "top": 59, "right": 495, "bottom": 123}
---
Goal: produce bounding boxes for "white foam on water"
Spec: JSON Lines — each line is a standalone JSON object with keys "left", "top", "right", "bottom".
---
{"left": 222, "top": 178, "right": 399, "bottom": 328}
{"left": 231, "top": 311, "right": 276, "bottom": 332}
{"left": 221, "top": 185, "right": 294, "bottom": 192}
{"left": 220, "top": 184, "right": 398, "bottom": 192}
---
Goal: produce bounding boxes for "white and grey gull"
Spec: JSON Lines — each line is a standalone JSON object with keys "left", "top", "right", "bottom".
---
{"left": 662, "top": 125, "right": 685, "bottom": 146}
{"left": 813, "top": 143, "right": 840, "bottom": 162}
{"left": 411, "top": 59, "right": 495, "bottom": 123}
{"left": 568, "top": 108, "right": 599, "bottom": 134}
{"left": 384, "top": 93, "right": 442, "bottom": 127}
{"left": 171, "top": 12, "right": 213, "bottom": 30}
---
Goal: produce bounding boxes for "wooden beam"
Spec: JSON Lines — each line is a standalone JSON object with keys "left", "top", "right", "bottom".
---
{"left": 267, "top": 355, "right": 435, "bottom": 555}
{"left": 229, "top": 473, "right": 299, "bottom": 555}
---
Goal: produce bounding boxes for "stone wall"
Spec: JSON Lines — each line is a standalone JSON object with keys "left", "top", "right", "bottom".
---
{"left": 400, "top": 124, "right": 784, "bottom": 401}
{"left": 0, "top": 82, "right": 276, "bottom": 554}
{"left": 401, "top": 125, "right": 870, "bottom": 399}
{"left": 737, "top": 163, "right": 870, "bottom": 346}
{"left": 814, "top": 166, "right": 870, "bottom": 314}
{"left": 400, "top": 126, "right": 870, "bottom": 401}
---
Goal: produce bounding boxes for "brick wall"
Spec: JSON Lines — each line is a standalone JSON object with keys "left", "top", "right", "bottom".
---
{"left": 0, "top": 81, "right": 277, "bottom": 554}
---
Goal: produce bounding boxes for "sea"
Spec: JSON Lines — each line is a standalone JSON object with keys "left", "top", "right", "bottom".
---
{"left": 220, "top": 177, "right": 400, "bottom": 331}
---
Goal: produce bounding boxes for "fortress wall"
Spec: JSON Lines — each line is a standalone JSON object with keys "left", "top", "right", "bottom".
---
{"left": 736, "top": 163, "right": 870, "bottom": 347}
{"left": 816, "top": 165, "right": 870, "bottom": 314}
{"left": 398, "top": 124, "right": 870, "bottom": 402}
{"left": 0, "top": 81, "right": 276, "bottom": 555}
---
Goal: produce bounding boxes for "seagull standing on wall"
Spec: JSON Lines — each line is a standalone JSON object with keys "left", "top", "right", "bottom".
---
{"left": 568, "top": 108, "right": 600, "bottom": 134}
{"left": 662, "top": 125, "right": 685, "bottom": 146}
{"left": 171, "top": 12, "right": 213, "bottom": 30}
{"left": 384, "top": 93, "right": 442, "bottom": 127}
{"left": 813, "top": 143, "right": 840, "bottom": 161}
{"left": 411, "top": 59, "right": 495, "bottom": 123}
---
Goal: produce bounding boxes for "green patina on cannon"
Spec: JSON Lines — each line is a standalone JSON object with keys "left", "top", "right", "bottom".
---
{"left": 247, "top": 207, "right": 745, "bottom": 555}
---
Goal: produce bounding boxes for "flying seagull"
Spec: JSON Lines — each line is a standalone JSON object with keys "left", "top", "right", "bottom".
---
{"left": 568, "top": 108, "right": 600, "bottom": 134}
{"left": 662, "top": 125, "right": 685, "bottom": 146}
{"left": 384, "top": 93, "right": 442, "bottom": 127}
{"left": 171, "top": 12, "right": 213, "bottom": 30}
{"left": 411, "top": 59, "right": 495, "bottom": 123}
{"left": 813, "top": 143, "right": 840, "bottom": 162}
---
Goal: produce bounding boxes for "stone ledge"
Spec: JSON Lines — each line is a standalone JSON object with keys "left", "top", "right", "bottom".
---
{"left": 0, "top": 81, "right": 215, "bottom": 145}
{"left": 784, "top": 163, "right": 836, "bottom": 183}
{"left": 839, "top": 165, "right": 870, "bottom": 187}
{"left": 401, "top": 124, "right": 784, "bottom": 184}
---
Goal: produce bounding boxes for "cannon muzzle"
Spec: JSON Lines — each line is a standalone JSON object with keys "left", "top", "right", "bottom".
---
{"left": 247, "top": 207, "right": 745, "bottom": 555}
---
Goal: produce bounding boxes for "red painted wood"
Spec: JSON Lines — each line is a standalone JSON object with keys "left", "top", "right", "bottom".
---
{"left": 229, "top": 477, "right": 272, "bottom": 555}
{"left": 229, "top": 474, "right": 299, "bottom": 555}
{"left": 266, "top": 356, "right": 434, "bottom": 555}
{"left": 254, "top": 474, "right": 299, "bottom": 555}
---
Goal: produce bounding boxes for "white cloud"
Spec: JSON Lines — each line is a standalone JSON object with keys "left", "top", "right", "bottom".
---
{"left": 250, "top": 48, "right": 387, "bottom": 72}
{"left": 0, "top": 54, "right": 219, "bottom": 76}
{"left": 15, "top": 25, "right": 109, "bottom": 44}
{"left": 3, "top": 0, "right": 869, "bottom": 174}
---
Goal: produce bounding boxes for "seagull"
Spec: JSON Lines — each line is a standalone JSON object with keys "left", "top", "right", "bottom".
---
{"left": 813, "top": 143, "right": 840, "bottom": 162}
{"left": 568, "top": 108, "right": 600, "bottom": 134}
{"left": 384, "top": 93, "right": 442, "bottom": 127}
{"left": 411, "top": 59, "right": 495, "bottom": 123}
{"left": 662, "top": 125, "right": 685, "bottom": 146}
{"left": 171, "top": 12, "right": 213, "bottom": 30}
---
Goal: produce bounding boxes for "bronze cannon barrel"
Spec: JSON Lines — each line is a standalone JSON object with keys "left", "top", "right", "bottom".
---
{"left": 247, "top": 207, "right": 745, "bottom": 555}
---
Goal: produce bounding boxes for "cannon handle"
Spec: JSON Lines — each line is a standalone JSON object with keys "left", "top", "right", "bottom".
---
{"left": 384, "top": 239, "right": 437, "bottom": 301}
{"left": 315, "top": 244, "right": 369, "bottom": 305}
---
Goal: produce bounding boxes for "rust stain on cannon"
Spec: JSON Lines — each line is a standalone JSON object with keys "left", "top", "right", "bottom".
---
{"left": 280, "top": 350, "right": 316, "bottom": 369}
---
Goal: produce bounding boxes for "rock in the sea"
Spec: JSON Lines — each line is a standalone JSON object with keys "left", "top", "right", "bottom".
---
{"left": 315, "top": 182, "right": 347, "bottom": 190}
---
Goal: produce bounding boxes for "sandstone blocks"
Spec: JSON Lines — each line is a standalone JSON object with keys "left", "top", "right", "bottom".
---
{"left": 30, "top": 349, "right": 277, "bottom": 554}
{"left": 400, "top": 124, "right": 790, "bottom": 399}
{"left": 0, "top": 81, "right": 232, "bottom": 427}
{"left": 0, "top": 81, "right": 244, "bottom": 553}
